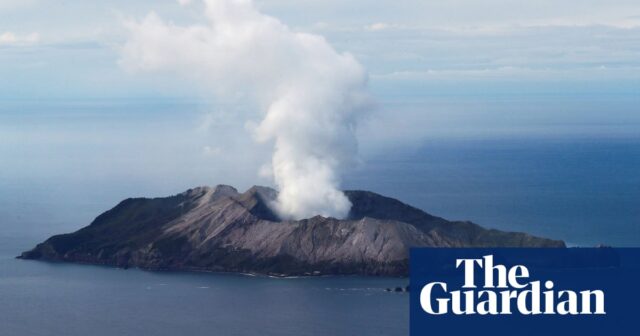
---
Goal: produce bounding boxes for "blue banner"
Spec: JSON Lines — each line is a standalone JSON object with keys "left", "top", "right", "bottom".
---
{"left": 410, "top": 248, "right": 640, "bottom": 335}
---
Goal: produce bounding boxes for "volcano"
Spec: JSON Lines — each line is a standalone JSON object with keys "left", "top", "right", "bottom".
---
{"left": 19, "top": 185, "right": 564, "bottom": 276}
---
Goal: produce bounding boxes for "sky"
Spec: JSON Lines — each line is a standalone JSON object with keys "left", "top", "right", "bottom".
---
{"left": 0, "top": 0, "right": 639, "bottom": 237}
{"left": 1, "top": 0, "right": 638, "bottom": 136}
{"left": 1, "top": 0, "right": 638, "bottom": 161}
{"left": 1, "top": 0, "right": 639, "bottom": 98}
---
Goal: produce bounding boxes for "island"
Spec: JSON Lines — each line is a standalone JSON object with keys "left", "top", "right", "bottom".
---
{"left": 19, "top": 185, "right": 565, "bottom": 276}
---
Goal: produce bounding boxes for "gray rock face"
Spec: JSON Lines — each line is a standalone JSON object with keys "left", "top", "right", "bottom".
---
{"left": 19, "top": 185, "right": 565, "bottom": 276}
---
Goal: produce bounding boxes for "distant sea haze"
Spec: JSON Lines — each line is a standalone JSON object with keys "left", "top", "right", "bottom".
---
{"left": 1, "top": 100, "right": 638, "bottom": 247}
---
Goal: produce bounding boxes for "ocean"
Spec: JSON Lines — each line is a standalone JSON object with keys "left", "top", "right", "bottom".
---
{"left": 0, "top": 237, "right": 407, "bottom": 336}
{"left": 346, "top": 136, "right": 640, "bottom": 247}
{"left": 1, "top": 100, "right": 638, "bottom": 334}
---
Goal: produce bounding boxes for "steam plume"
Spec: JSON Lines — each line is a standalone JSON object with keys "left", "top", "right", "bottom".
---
{"left": 120, "top": 0, "right": 371, "bottom": 219}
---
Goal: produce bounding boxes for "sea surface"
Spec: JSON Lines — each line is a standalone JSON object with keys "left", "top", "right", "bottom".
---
{"left": 1, "top": 100, "right": 639, "bottom": 335}
{"left": 346, "top": 137, "right": 640, "bottom": 247}
{"left": 0, "top": 237, "right": 408, "bottom": 336}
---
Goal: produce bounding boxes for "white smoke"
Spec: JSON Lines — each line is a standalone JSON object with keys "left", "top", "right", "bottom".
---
{"left": 120, "top": 0, "right": 372, "bottom": 220}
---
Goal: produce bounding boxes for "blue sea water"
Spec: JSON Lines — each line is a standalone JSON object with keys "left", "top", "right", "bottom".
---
{"left": 0, "top": 100, "right": 638, "bottom": 335}
{"left": 345, "top": 137, "right": 640, "bottom": 247}
{"left": 0, "top": 237, "right": 408, "bottom": 336}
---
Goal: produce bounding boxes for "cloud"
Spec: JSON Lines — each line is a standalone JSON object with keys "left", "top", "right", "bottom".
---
{"left": 0, "top": 32, "right": 39, "bottom": 45}
{"left": 120, "top": 0, "right": 373, "bottom": 220}
{"left": 202, "top": 145, "right": 222, "bottom": 156}
{"left": 365, "top": 23, "right": 393, "bottom": 31}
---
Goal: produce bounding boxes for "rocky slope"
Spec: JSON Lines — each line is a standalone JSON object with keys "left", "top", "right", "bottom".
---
{"left": 19, "top": 185, "right": 564, "bottom": 276}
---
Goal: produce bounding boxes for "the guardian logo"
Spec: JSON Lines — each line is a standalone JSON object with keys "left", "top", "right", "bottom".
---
{"left": 420, "top": 255, "right": 606, "bottom": 315}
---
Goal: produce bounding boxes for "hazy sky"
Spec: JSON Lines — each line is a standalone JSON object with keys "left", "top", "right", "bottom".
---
{"left": 0, "top": 0, "right": 637, "bottom": 135}
{"left": 0, "top": 0, "right": 639, "bottom": 236}
{"left": 2, "top": 0, "right": 638, "bottom": 156}
{"left": 1, "top": 0, "right": 639, "bottom": 98}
